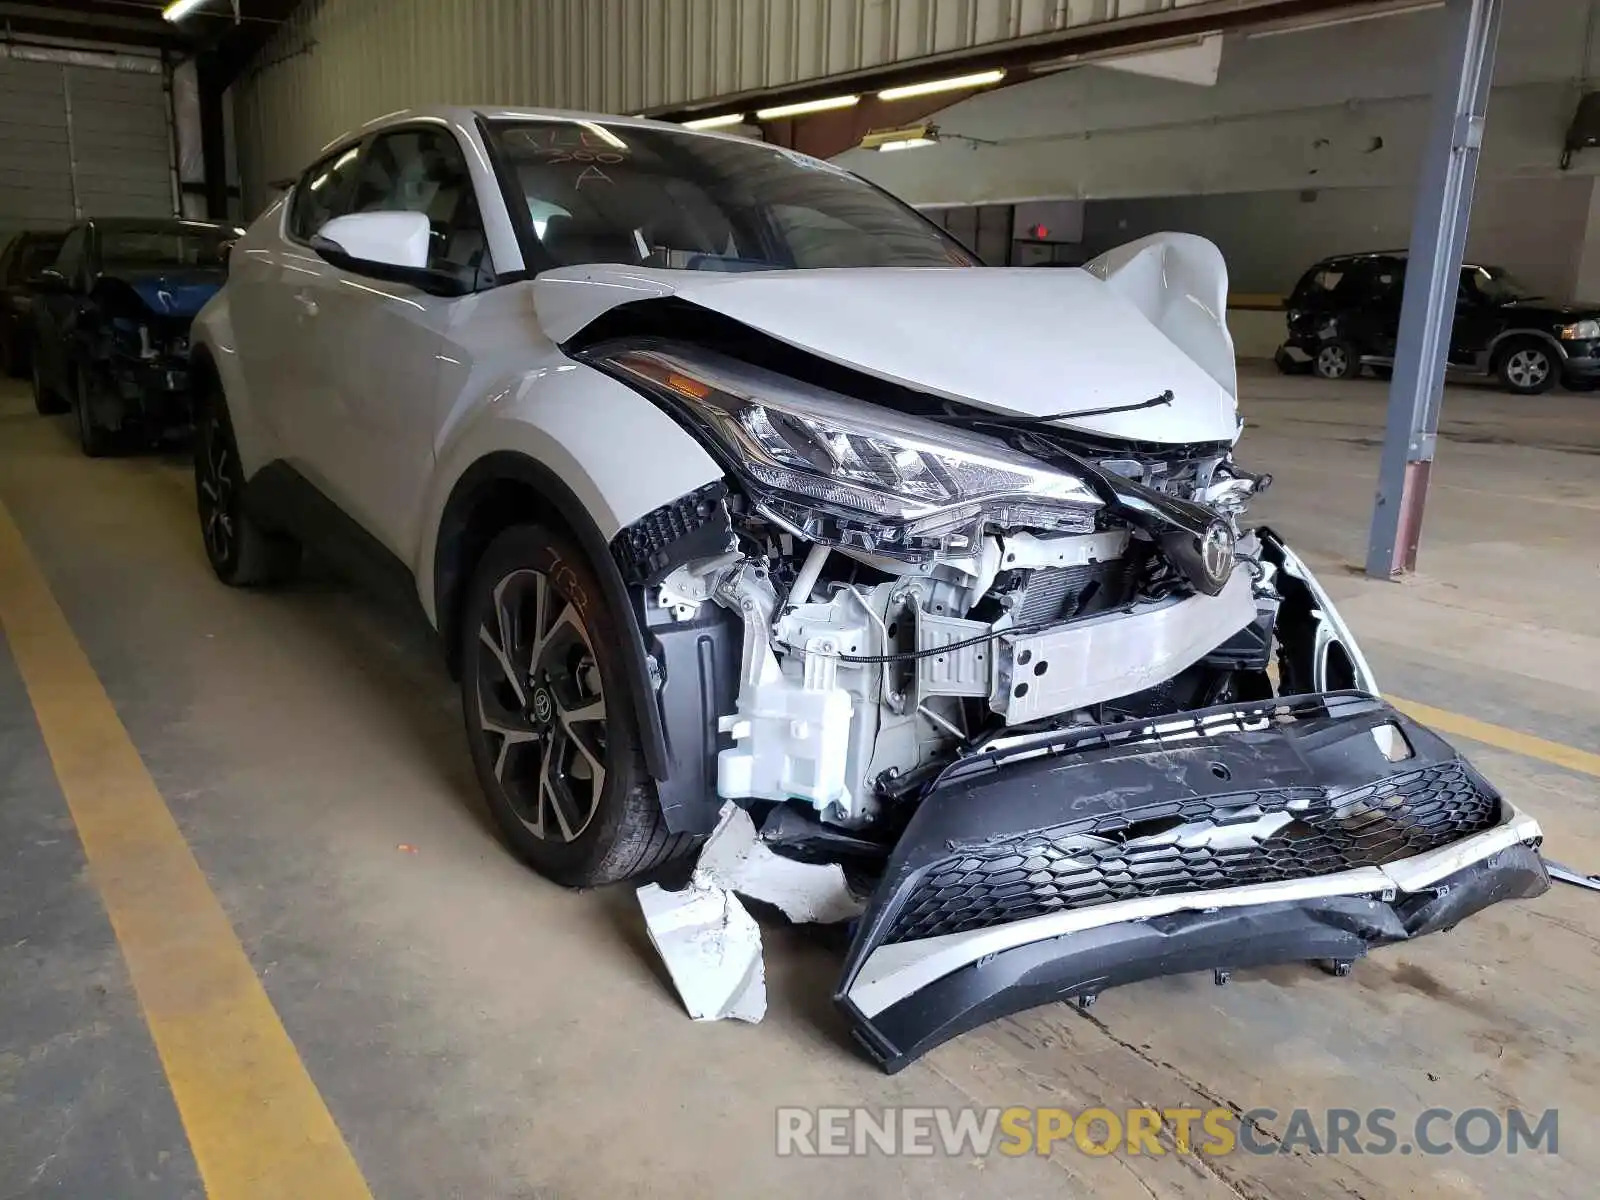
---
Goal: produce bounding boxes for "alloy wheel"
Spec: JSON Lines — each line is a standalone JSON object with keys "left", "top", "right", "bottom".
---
{"left": 196, "top": 414, "right": 237, "bottom": 566}
{"left": 475, "top": 568, "right": 608, "bottom": 843}
{"left": 1316, "top": 344, "right": 1348, "bottom": 378}
{"left": 1505, "top": 348, "right": 1550, "bottom": 390}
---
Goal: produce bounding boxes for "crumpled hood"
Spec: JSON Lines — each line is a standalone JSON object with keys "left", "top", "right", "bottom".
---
{"left": 534, "top": 234, "right": 1240, "bottom": 446}
{"left": 111, "top": 267, "right": 226, "bottom": 318}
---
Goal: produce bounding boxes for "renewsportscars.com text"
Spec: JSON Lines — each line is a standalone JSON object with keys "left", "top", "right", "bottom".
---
{"left": 775, "top": 1106, "right": 1558, "bottom": 1158}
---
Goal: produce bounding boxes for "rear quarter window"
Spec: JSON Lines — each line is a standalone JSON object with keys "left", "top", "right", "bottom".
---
{"left": 1292, "top": 266, "right": 1346, "bottom": 305}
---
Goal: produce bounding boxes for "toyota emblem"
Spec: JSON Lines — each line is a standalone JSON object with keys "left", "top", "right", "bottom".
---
{"left": 1201, "top": 522, "right": 1235, "bottom": 585}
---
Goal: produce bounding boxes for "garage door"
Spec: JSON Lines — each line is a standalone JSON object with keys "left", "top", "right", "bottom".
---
{"left": 0, "top": 49, "right": 174, "bottom": 246}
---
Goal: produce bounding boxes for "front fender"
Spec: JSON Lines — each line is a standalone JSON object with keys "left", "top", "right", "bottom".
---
{"left": 416, "top": 360, "right": 723, "bottom": 625}
{"left": 190, "top": 290, "right": 274, "bottom": 475}
{"left": 1485, "top": 327, "right": 1568, "bottom": 364}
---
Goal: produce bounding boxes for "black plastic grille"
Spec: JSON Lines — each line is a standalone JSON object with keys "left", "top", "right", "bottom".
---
{"left": 886, "top": 761, "right": 1498, "bottom": 943}
{"left": 611, "top": 481, "right": 733, "bottom": 586}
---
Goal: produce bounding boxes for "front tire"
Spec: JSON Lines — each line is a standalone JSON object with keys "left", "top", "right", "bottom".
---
{"left": 194, "top": 392, "right": 300, "bottom": 586}
{"left": 1313, "top": 339, "right": 1359, "bottom": 381}
{"left": 1497, "top": 340, "right": 1556, "bottom": 395}
{"left": 460, "top": 524, "right": 695, "bottom": 887}
{"left": 74, "top": 367, "right": 118, "bottom": 457}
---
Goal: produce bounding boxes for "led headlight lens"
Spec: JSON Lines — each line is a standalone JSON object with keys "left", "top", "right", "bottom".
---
{"left": 1559, "top": 319, "right": 1600, "bottom": 340}
{"left": 595, "top": 346, "right": 1101, "bottom": 555}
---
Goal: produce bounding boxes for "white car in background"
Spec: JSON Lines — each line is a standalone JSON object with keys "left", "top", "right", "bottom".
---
{"left": 190, "top": 107, "right": 1546, "bottom": 1072}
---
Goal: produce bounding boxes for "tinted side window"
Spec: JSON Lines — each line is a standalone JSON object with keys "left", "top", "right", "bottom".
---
{"left": 55, "top": 227, "right": 87, "bottom": 286}
{"left": 289, "top": 144, "right": 363, "bottom": 241}
{"left": 348, "top": 128, "right": 493, "bottom": 289}
{"left": 1366, "top": 262, "right": 1404, "bottom": 304}
{"left": 1291, "top": 265, "right": 1347, "bottom": 306}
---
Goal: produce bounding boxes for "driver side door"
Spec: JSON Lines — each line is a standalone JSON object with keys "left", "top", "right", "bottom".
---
{"left": 1450, "top": 268, "right": 1502, "bottom": 368}
{"left": 296, "top": 124, "right": 498, "bottom": 562}
{"left": 32, "top": 225, "right": 89, "bottom": 396}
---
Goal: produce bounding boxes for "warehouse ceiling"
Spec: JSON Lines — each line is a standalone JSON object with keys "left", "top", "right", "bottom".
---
{"left": 0, "top": 0, "right": 299, "bottom": 74}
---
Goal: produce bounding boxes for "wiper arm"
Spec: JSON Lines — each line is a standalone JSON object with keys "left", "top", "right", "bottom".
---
{"left": 931, "top": 390, "right": 1175, "bottom": 429}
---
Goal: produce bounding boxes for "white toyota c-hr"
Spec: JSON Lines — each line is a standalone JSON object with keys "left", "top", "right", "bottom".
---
{"left": 191, "top": 107, "right": 1546, "bottom": 1071}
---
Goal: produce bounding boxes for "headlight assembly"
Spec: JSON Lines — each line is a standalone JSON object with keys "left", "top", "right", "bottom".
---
{"left": 1559, "top": 319, "right": 1600, "bottom": 340}
{"left": 591, "top": 346, "right": 1102, "bottom": 559}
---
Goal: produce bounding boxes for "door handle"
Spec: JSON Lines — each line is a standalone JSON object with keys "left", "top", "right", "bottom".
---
{"left": 293, "top": 291, "right": 319, "bottom": 317}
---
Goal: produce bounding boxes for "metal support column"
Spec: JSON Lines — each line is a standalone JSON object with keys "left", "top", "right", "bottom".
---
{"left": 1365, "top": 0, "right": 1503, "bottom": 578}
{"left": 197, "top": 55, "right": 230, "bottom": 221}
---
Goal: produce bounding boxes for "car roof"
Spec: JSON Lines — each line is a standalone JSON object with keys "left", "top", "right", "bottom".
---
{"left": 1313, "top": 250, "right": 1494, "bottom": 273}
{"left": 315, "top": 104, "right": 743, "bottom": 154}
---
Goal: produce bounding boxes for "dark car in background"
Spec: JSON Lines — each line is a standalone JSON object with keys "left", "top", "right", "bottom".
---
{"left": 30, "top": 217, "right": 242, "bottom": 455}
{"left": 1, "top": 230, "right": 67, "bottom": 378}
{"left": 1275, "top": 251, "right": 1600, "bottom": 395}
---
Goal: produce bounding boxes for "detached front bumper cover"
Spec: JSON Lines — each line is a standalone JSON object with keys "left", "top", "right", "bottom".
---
{"left": 836, "top": 693, "right": 1547, "bottom": 1073}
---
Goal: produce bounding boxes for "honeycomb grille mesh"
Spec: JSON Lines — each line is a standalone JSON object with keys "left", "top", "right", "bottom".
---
{"left": 886, "top": 761, "right": 1498, "bottom": 944}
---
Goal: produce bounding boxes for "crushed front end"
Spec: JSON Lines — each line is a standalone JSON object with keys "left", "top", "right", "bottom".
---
{"left": 584, "top": 241, "right": 1545, "bottom": 1073}
{"left": 81, "top": 275, "right": 213, "bottom": 442}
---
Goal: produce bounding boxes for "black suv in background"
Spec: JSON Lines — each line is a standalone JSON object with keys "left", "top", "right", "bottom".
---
{"left": 1275, "top": 251, "right": 1600, "bottom": 394}
{"left": 0, "top": 230, "right": 66, "bottom": 377}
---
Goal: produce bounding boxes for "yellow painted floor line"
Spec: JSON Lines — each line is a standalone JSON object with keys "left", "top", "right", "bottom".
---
{"left": 1390, "top": 696, "right": 1600, "bottom": 779}
{"left": 0, "top": 501, "right": 373, "bottom": 1200}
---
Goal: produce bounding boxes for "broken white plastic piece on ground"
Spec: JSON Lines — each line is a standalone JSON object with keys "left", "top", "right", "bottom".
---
{"left": 691, "top": 802, "right": 865, "bottom": 925}
{"left": 636, "top": 882, "right": 767, "bottom": 1023}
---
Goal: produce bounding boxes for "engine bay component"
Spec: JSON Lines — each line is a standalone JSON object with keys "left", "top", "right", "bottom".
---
{"left": 995, "top": 569, "right": 1256, "bottom": 723}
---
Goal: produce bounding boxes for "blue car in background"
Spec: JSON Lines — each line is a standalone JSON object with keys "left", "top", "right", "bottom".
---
{"left": 29, "top": 217, "right": 243, "bottom": 455}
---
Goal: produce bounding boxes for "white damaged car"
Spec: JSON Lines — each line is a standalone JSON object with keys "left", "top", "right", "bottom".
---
{"left": 190, "top": 108, "right": 1547, "bottom": 1071}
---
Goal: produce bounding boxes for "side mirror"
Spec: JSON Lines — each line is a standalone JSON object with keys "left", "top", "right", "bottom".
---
{"left": 28, "top": 267, "right": 69, "bottom": 293}
{"left": 310, "top": 211, "right": 466, "bottom": 297}
{"left": 316, "top": 211, "right": 431, "bottom": 270}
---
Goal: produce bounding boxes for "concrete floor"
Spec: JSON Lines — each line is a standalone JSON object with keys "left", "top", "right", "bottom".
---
{"left": 1, "top": 363, "right": 1596, "bottom": 1199}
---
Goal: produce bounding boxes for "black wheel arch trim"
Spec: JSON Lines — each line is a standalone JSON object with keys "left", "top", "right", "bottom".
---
{"left": 1487, "top": 328, "right": 1567, "bottom": 364}
{"left": 433, "top": 450, "right": 674, "bottom": 785}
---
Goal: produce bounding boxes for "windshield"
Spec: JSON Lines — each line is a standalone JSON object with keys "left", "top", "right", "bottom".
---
{"left": 100, "top": 225, "right": 240, "bottom": 269}
{"left": 487, "top": 119, "right": 978, "bottom": 272}
{"left": 1465, "top": 265, "right": 1536, "bottom": 304}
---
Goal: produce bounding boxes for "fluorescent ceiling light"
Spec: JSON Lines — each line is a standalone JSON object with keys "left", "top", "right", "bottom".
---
{"left": 755, "top": 94, "right": 859, "bottom": 120}
{"left": 877, "top": 69, "right": 1005, "bottom": 101}
{"left": 162, "top": 0, "right": 212, "bottom": 20}
{"left": 859, "top": 123, "right": 938, "bottom": 151}
{"left": 682, "top": 113, "right": 746, "bottom": 130}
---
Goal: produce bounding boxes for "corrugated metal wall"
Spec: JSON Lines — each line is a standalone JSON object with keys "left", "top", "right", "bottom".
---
{"left": 233, "top": 0, "right": 1215, "bottom": 213}
{"left": 0, "top": 57, "right": 72, "bottom": 244}
{"left": 1, "top": 50, "right": 174, "bottom": 246}
{"left": 65, "top": 65, "right": 176, "bottom": 222}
